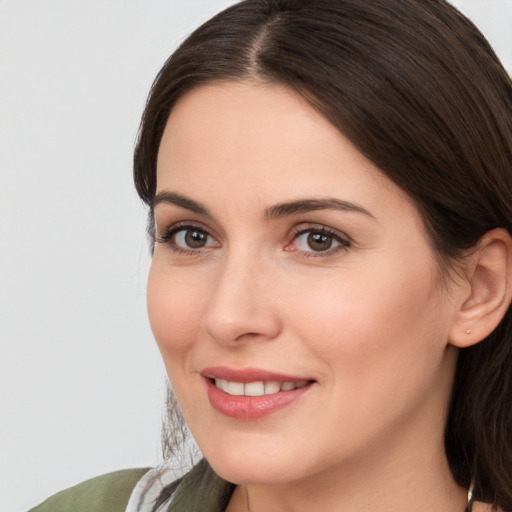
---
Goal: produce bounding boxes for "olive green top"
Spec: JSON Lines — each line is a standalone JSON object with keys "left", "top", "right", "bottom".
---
{"left": 28, "top": 468, "right": 151, "bottom": 512}
{"left": 164, "top": 459, "right": 235, "bottom": 511}
{"left": 28, "top": 459, "right": 235, "bottom": 512}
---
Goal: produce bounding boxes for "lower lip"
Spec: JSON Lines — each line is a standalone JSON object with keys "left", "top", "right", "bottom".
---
{"left": 205, "top": 378, "right": 313, "bottom": 420}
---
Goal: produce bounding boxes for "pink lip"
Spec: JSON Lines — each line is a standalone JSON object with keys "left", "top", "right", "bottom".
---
{"left": 201, "top": 366, "right": 312, "bottom": 383}
{"left": 201, "top": 366, "right": 315, "bottom": 420}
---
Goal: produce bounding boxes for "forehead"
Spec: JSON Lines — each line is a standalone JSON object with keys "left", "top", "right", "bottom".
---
{"left": 156, "top": 81, "right": 392, "bottom": 198}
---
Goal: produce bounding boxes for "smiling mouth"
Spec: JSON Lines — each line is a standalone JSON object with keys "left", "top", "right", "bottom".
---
{"left": 203, "top": 370, "right": 315, "bottom": 419}
{"left": 213, "top": 378, "right": 310, "bottom": 397}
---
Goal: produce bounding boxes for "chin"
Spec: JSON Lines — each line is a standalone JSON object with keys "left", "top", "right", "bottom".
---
{"left": 195, "top": 431, "right": 316, "bottom": 486}
{"left": 208, "top": 455, "right": 298, "bottom": 486}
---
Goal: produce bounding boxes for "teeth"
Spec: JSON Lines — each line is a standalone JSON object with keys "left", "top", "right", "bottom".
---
{"left": 264, "top": 381, "right": 280, "bottom": 394}
{"left": 214, "top": 379, "right": 309, "bottom": 397}
{"left": 215, "top": 378, "right": 228, "bottom": 392}
{"left": 227, "top": 381, "right": 244, "bottom": 396}
{"left": 245, "top": 381, "right": 265, "bottom": 396}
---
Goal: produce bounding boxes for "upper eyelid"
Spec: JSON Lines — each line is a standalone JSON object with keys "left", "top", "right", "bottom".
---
{"left": 156, "top": 220, "right": 213, "bottom": 237}
{"left": 157, "top": 221, "right": 348, "bottom": 236}
{"left": 156, "top": 219, "right": 203, "bottom": 233}
{"left": 154, "top": 214, "right": 225, "bottom": 240}
{"left": 290, "top": 223, "right": 351, "bottom": 241}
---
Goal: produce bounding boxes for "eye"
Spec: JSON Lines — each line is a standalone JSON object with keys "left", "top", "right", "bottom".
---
{"left": 156, "top": 224, "right": 219, "bottom": 253}
{"left": 287, "top": 225, "right": 350, "bottom": 256}
{"left": 296, "top": 231, "right": 337, "bottom": 252}
{"left": 175, "top": 228, "right": 213, "bottom": 249}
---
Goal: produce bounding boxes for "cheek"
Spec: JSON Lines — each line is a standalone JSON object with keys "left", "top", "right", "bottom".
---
{"left": 284, "top": 261, "right": 444, "bottom": 375}
{"left": 147, "top": 262, "right": 207, "bottom": 359}
{"left": 282, "top": 266, "right": 451, "bottom": 449}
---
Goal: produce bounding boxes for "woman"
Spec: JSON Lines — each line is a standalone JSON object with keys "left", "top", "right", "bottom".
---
{"left": 31, "top": 0, "right": 512, "bottom": 511}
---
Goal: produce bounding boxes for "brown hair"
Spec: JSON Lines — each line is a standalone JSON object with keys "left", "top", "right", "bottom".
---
{"left": 134, "top": 0, "right": 512, "bottom": 508}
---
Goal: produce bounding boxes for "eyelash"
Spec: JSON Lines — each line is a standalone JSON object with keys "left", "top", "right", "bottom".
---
{"left": 155, "top": 222, "right": 351, "bottom": 257}
{"left": 286, "top": 224, "right": 351, "bottom": 257}
{"left": 155, "top": 222, "right": 216, "bottom": 255}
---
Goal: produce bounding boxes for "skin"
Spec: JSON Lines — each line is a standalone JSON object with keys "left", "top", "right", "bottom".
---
{"left": 148, "top": 81, "right": 484, "bottom": 511}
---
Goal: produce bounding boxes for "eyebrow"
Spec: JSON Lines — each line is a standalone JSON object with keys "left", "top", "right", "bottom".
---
{"left": 265, "top": 198, "right": 375, "bottom": 220}
{"left": 152, "top": 191, "right": 211, "bottom": 217}
{"left": 152, "top": 191, "right": 374, "bottom": 221}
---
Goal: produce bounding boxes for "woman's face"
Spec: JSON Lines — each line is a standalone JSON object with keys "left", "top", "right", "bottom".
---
{"left": 148, "top": 82, "right": 461, "bottom": 486}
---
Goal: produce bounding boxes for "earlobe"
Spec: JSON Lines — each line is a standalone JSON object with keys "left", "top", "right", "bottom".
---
{"left": 449, "top": 228, "right": 512, "bottom": 348}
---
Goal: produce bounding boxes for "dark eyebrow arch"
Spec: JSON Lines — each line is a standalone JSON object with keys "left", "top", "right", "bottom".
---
{"left": 152, "top": 191, "right": 211, "bottom": 217}
{"left": 265, "top": 198, "right": 375, "bottom": 220}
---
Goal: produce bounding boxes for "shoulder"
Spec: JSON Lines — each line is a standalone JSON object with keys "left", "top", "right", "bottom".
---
{"left": 28, "top": 468, "right": 151, "bottom": 512}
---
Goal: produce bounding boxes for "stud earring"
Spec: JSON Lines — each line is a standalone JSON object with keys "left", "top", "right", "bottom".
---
{"left": 465, "top": 329, "right": 472, "bottom": 335}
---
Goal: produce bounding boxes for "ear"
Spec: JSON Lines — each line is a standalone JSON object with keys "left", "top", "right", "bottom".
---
{"left": 449, "top": 228, "right": 512, "bottom": 348}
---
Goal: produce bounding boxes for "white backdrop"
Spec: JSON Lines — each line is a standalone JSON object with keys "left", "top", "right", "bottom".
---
{"left": 0, "top": 1, "right": 510, "bottom": 511}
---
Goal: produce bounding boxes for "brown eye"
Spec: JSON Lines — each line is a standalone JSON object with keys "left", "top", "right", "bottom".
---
{"left": 306, "top": 232, "right": 333, "bottom": 251}
{"left": 292, "top": 228, "right": 349, "bottom": 255}
{"left": 184, "top": 229, "right": 208, "bottom": 248}
{"left": 173, "top": 228, "right": 216, "bottom": 250}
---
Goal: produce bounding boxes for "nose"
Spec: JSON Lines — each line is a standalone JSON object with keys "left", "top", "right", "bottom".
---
{"left": 202, "top": 253, "right": 282, "bottom": 346}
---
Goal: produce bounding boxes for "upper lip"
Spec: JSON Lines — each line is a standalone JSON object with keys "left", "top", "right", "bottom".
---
{"left": 201, "top": 366, "right": 314, "bottom": 383}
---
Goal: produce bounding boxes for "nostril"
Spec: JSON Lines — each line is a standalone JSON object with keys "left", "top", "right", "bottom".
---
{"left": 234, "top": 332, "right": 261, "bottom": 342}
